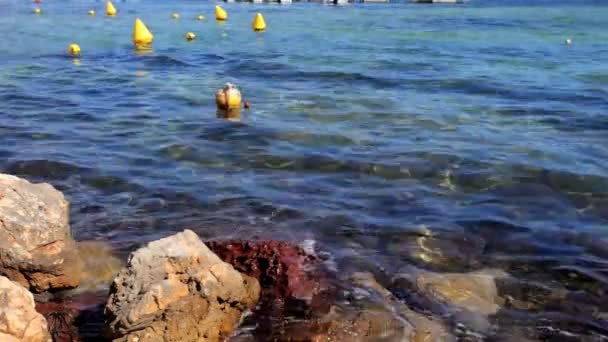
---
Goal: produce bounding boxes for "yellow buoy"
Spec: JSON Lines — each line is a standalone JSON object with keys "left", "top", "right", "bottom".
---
{"left": 197, "top": 15, "right": 205, "bottom": 21}
{"left": 106, "top": 0, "right": 117, "bottom": 16}
{"left": 133, "top": 18, "right": 154, "bottom": 49}
{"left": 172, "top": 13, "right": 179, "bottom": 20}
{"left": 88, "top": 10, "right": 95, "bottom": 16}
{"left": 252, "top": 13, "right": 266, "bottom": 32}
{"left": 68, "top": 43, "right": 81, "bottom": 56}
{"left": 185, "top": 32, "right": 196, "bottom": 41}
{"left": 34, "top": 7, "right": 41, "bottom": 15}
{"left": 215, "top": 5, "right": 227, "bottom": 21}
{"left": 215, "top": 83, "right": 242, "bottom": 110}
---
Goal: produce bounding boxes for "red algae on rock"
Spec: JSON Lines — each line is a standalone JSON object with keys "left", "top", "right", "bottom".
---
{"left": 208, "top": 240, "right": 338, "bottom": 340}
{"left": 207, "top": 240, "right": 321, "bottom": 302}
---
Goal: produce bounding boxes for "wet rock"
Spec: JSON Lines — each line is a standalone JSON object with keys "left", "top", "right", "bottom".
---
{"left": 351, "top": 272, "right": 454, "bottom": 342}
{"left": 207, "top": 240, "right": 319, "bottom": 302}
{"left": 0, "top": 275, "right": 51, "bottom": 342}
{"left": 259, "top": 270, "right": 452, "bottom": 341}
{"left": 36, "top": 291, "right": 106, "bottom": 342}
{"left": 415, "top": 269, "right": 507, "bottom": 316}
{"left": 394, "top": 268, "right": 508, "bottom": 333}
{"left": 208, "top": 239, "right": 331, "bottom": 340}
{"left": 495, "top": 277, "right": 567, "bottom": 312}
{"left": 310, "top": 305, "right": 412, "bottom": 342}
{"left": 0, "top": 174, "right": 81, "bottom": 292}
{"left": 105, "top": 229, "right": 260, "bottom": 342}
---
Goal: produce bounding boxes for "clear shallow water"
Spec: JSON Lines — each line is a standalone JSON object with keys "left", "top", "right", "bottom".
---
{"left": 1, "top": 0, "right": 608, "bottom": 339}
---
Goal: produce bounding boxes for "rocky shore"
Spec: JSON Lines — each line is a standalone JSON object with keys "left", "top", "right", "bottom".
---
{"left": 3, "top": 172, "right": 601, "bottom": 341}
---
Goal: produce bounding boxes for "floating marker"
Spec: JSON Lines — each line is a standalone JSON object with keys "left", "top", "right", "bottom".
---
{"left": 215, "top": 83, "right": 242, "bottom": 110}
{"left": 172, "top": 13, "right": 179, "bottom": 20}
{"left": 565, "top": 38, "right": 572, "bottom": 45}
{"left": 89, "top": 10, "right": 95, "bottom": 16}
{"left": 215, "top": 5, "right": 227, "bottom": 21}
{"left": 185, "top": 32, "right": 196, "bottom": 41}
{"left": 34, "top": 7, "right": 41, "bottom": 14}
{"left": 252, "top": 13, "right": 266, "bottom": 32}
{"left": 35, "top": 0, "right": 40, "bottom": 3}
{"left": 197, "top": 15, "right": 205, "bottom": 21}
{"left": 133, "top": 18, "right": 154, "bottom": 49}
{"left": 68, "top": 43, "right": 81, "bottom": 56}
{"left": 216, "top": 83, "right": 242, "bottom": 122}
{"left": 106, "top": 1, "right": 117, "bottom": 16}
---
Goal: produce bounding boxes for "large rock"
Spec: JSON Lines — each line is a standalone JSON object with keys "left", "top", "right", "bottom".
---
{"left": 0, "top": 276, "right": 51, "bottom": 342}
{"left": 105, "top": 230, "right": 261, "bottom": 342}
{"left": 0, "top": 174, "right": 81, "bottom": 292}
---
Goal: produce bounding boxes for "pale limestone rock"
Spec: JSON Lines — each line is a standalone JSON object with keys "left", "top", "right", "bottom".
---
{"left": 0, "top": 174, "right": 81, "bottom": 292}
{"left": 105, "top": 230, "right": 260, "bottom": 342}
{"left": 0, "top": 276, "right": 51, "bottom": 342}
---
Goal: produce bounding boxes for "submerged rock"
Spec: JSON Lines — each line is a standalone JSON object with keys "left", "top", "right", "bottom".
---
{"left": 105, "top": 229, "right": 260, "bottom": 342}
{"left": 351, "top": 272, "right": 454, "bottom": 342}
{"left": 415, "top": 269, "right": 507, "bottom": 316}
{"left": 0, "top": 276, "right": 51, "bottom": 342}
{"left": 393, "top": 268, "right": 508, "bottom": 334}
{"left": 0, "top": 174, "right": 81, "bottom": 293}
{"left": 385, "top": 226, "right": 485, "bottom": 272}
{"left": 311, "top": 305, "right": 413, "bottom": 342}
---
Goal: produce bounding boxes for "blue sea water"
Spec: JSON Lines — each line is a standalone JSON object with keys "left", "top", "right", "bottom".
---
{"left": 1, "top": 0, "right": 608, "bottom": 339}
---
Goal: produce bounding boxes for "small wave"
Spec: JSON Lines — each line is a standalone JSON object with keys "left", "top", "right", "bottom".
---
{"left": 0, "top": 92, "right": 77, "bottom": 109}
{"left": 3, "top": 159, "right": 86, "bottom": 180}
{"left": 139, "top": 55, "right": 192, "bottom": 68}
